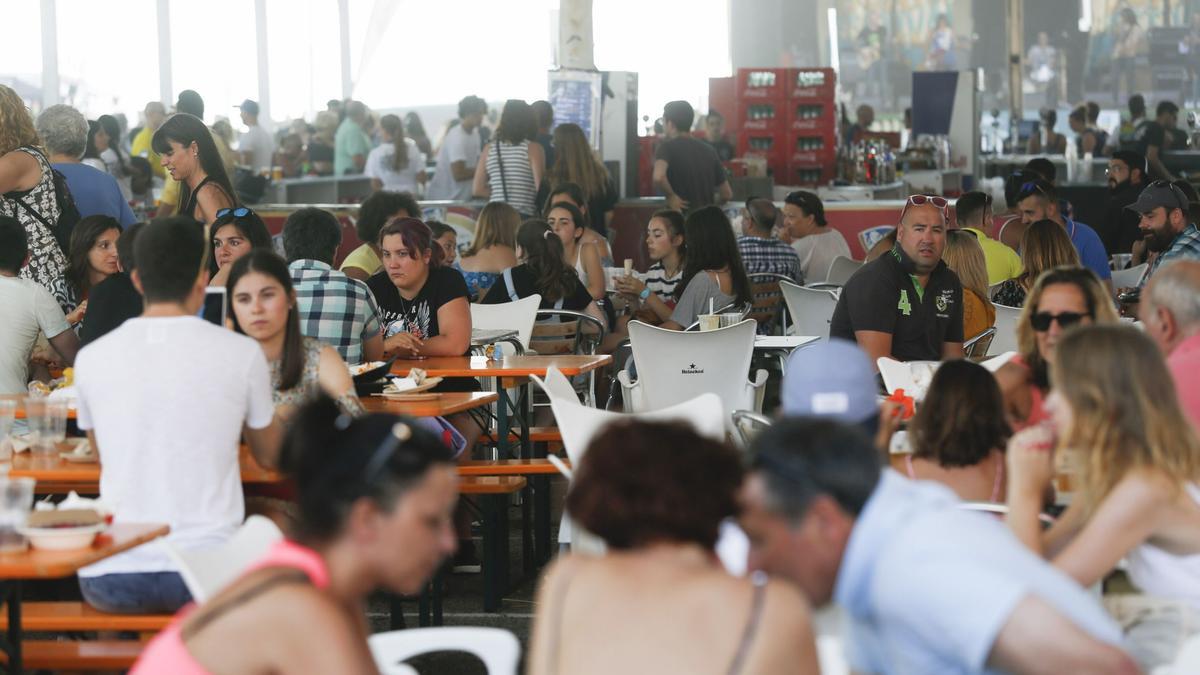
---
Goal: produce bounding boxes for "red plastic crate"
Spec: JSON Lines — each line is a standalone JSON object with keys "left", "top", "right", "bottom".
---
{"left": 787, "top": 68, "right": 837, "bottom": 99}
{"left": 737, "top": 101, "right": 786, "bottom": 132}
{"left": 786, "top": 130, "right": 837, "bottom": 165}
{"left": 782, "top": 164, "right": 835, "bottom": 187}
{"left": 737, "top": 131, "right": 788, "bottom": 166}
{"left": 736, "top": 68, "right": 789, "bottom": 101}
{"left": 786, "top": 100, "right": 836, "bottom": 132}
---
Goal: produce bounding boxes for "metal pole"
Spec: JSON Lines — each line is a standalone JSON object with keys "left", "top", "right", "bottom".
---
{"left": 40, "top": 0, "right": 59, "bottom": 108}
{"left": 255, "top": 0, "right": 271, "bottom": 125}
{"left": 1008, "top": 0, "right": 1024, "bottom": 151}
{"left": 156, "top": 0, "right": 173, "bottom": 104}
{"left": 338, "top": 0, "right": 352, "bottom": 100}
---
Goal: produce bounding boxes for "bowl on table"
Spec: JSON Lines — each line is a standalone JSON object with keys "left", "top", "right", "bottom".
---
{"left": 350, "top": 359, "right": 396, "bottom": 395}
{"left": 18, "top": 509, "right": 105, "bottom": 550}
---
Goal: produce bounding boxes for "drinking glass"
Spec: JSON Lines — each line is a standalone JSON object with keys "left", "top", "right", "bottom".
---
{"left": 23, "top": 398, "right": 49, "bottom": 453}
{"left": 43, "top": 400, "right": 68, "bottom": 451}
{"left": 0, "top": 400, "right": 15, "bottom": 461}
{"left": 0, "top": 476, "right": 35, "bottom": 552}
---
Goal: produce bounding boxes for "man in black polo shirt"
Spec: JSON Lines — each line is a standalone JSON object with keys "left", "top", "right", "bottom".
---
{"left": 653, "top": 100, "right": 731, "bottom": 213}
{"left": 830, "top": 197, "right": 964, "bottom": 363}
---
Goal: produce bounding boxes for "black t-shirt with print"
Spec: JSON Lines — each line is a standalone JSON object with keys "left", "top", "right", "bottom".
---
{"left": 367, "top": 265, "right": 470, "bottom": 350}
{"left": 829, "top": 247, "right": 964, "bottom": 362}
{"left": 480, "top": 264, "right": 593, "bottom": 311}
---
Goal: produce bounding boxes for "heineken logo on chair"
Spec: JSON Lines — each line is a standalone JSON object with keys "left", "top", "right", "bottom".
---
{"left": 681, "top": 363, "right": 705, "bottom": 375}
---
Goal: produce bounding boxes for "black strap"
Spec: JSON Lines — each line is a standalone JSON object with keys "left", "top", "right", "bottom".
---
{"left": 181, "top": 569, "right": 311, "bottom": 641}
{"left": 493, "top": 140, "right": 509, "bottom": 203}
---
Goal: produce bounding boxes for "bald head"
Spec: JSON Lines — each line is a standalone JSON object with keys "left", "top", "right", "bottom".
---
{"left": 1142, "top": 260, "right": 1200, "bottom": 354}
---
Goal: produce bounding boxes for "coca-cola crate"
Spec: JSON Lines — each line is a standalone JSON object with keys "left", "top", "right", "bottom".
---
{"left": 782, "top": 164, "right": 835, "bottom": 187}
{"left": 737, "top": 132, "right": 788, "bottom": 166}
{"left": 787, "top": 67, "right": 837, "bottom": 99}
{"left": 735, "top": 68, "right": 789, "bottom": 101}
{"left": 786, "top": 100, "right": 836, "bottom": 132}
{"left": 786, "top": 130, "right": 838, "bottom": 165}
{"left": 737, "top": 102, "right": 786, "bottom": 132}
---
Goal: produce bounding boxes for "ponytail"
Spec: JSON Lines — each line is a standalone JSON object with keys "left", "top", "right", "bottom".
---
{"left": 517, "top": 218, "right": 575, "bottom": 303}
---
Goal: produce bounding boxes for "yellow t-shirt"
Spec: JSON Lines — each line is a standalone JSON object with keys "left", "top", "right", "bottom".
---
{"left": 339, "top": 243, "right": 381, "bottom": 277}
{"left": 131, "top": 126, "right": 164, "bottom": 178}
{"left": 965, "top": 227, "right": 1023, "bottom": 286}
{"left": 159, "top": 175, "right": 179, "bottom": 214}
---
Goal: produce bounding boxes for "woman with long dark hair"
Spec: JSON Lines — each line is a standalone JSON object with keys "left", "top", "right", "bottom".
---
{"left": 131, "top": 396, "right": 458, "bottom": 673}
{"left": 64, "top": 215, "right": 121, "bottom": 326}
{"left": 209, "top": 207, "right": 274, "bottom": 287}
{"left": 547, "top": 201, "right": 605, "bottom": 301}
{"left": 151, "top": 113, "right": 236, "bottom": 227}
{"left": 97, "top": 115, "right": 131, "bottom": 200}
{"left": 655, "top": 206, "right": 751, "bottom": 330}
{"left": 365, "top": 114, "right": 426, "bottom": 194}
{"left": 82, "top": 120, "right": 109, "bottom": 173}
{"left": 473, "top": 99, "right": 545, "bottom": 217}
{"left": 482, "top": 219, "right": 602, "bottom": 319}
{"left": 227, "top": 249, "right": 363, "bottom": 419}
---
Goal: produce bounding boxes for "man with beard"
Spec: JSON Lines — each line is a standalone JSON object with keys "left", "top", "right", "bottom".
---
{"left": 1131, "top": 181, "right": 1200, "bottom": 289}
{"left": 1013, "top": 178, "right": 1112, "bottom": 291}
{"left": 830, "top": 195, "right": 964, "bottom": 363}
{"left": 1100, "top": 150, "right": 1147, "bottom": 255}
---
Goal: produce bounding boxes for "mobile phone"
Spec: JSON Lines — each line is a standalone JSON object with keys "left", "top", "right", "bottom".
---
{"left": 202, "top": 287, "right": 227, "bottom": 326}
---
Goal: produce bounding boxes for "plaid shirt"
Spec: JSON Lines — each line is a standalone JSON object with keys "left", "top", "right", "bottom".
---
{"left": 1141, "top": 223, "right": 1200, "bottom": 288}
{"left": 289, "top": 260, "right": 382, "bottom": 365}
{"left": 737, "top": 236, "right": 803, "bottom": 284}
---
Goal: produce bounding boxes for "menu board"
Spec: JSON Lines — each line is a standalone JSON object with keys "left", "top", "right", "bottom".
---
{"left": 549, "top": 69, "right": 602, "bottom": 149}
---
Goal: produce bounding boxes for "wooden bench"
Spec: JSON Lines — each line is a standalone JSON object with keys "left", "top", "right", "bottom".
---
{"left": 480, "top": 426, "right": 562, "bottom": 445}
{"left": 459, "top": 458, "right": 566, "bottom": 476}
{"left": 1, "top": 640, "right": 145, "bottom": 670}
{"left": 0, "top": 601, "right": 171, "bottom": 632}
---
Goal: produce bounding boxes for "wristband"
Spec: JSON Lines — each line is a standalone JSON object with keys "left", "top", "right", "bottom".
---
{"left": 639, "top": 287, "right": 651, "bottom": 300}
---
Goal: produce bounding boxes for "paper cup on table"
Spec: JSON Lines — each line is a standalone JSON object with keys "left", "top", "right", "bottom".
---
{"left": 698, "top": 314, "right": 721, "bottom": 331}
{"left": 623, "top": 258, "right": 633, "bottom": 276}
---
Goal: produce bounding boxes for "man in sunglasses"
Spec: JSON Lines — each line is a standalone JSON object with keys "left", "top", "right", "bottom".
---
{"left": 830, "top": 195, "right": 964, "bottom": 364}
{"left": 1129, "top": 180, "right": 1200, "bottom": 289}
{"left": 739, "top": 419, "right": 1136, "bottom": 675}
{"left": 1014, "top": 178, "right": 1113, "bottom": 292}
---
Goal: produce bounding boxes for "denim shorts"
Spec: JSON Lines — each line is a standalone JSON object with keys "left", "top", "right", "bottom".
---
{"left": 79, "top": 572, "right": 193, "bottom": 614}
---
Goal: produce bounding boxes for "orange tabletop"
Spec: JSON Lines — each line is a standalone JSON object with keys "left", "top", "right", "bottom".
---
{"left": 8, "top": 446, "right": 285, "bottom": 494}
{"left": 2, "top": 396, "right": 77, "bottom": 421}
{"left": 458, "top": 458, "right": 566, "bottom": 476}
{"left": 361, "top": 391, "right": 498, "bottom": 417}
{"left": 390, "top": 354, "right": 611, "bottom": 378}
{"left": 0, "top": 523, "right": 169, "bottom": 579}
{"left": 458, "top": 475, "right": 527, "bottom": 494}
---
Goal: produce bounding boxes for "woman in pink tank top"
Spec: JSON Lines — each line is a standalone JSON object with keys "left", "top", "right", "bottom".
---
{"left": 903, "top": 359, "right": 1010, "bottom": 503}
{"left": 993, "top": 267, "right": 1117, "bottom": 431}
{"left": 132, "top": 396, "right": 459, "bottom": 674}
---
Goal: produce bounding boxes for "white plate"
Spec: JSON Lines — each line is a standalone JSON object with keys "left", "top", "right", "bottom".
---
{"left": 17, "top": 523, "right": 104, "bottom": 550}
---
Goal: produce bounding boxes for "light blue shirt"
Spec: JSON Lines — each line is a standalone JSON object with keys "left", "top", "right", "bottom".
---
{"left": 833, "top": 471, "right": 1123, "bottom": 674}
{"left": 53, "top": 163, "right": 136, "bottom": 227}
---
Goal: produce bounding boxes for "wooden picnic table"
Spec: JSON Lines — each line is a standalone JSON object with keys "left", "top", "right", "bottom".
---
{"left": 0, "top": 523, "right": 169, "bottom": 673}
{"left": 360, "top": 391, "right": 498, "bottom": 417}
{"left": 389, "top": 354, "right": 611, "bottom": 379}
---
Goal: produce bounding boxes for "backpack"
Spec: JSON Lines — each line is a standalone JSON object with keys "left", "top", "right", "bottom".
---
{"left": 11, "top": 150, "right": 82, "bottom": 255}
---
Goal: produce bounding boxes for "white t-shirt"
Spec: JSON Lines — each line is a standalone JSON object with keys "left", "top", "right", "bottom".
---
{"left": 364, "top": 139, "right": 426, "bottom": 194}
{"left": 238, "top": 124, "right": 276, "bottom": 173}
{"left": 427, "top": 124, "right": 480, "bottom": 201}
{"left": 74, "top": 316, "right": 275, "bottom": 577}
{"left": 0, "top": 276, "right": 71, "bottom": 395}
{"left": 792, "top": 229, "right": 852, "bottom": 284}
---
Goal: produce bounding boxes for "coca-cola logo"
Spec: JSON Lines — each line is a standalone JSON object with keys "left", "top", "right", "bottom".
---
{"left": 796, "top": 71, "right": 827, "bottom": 87}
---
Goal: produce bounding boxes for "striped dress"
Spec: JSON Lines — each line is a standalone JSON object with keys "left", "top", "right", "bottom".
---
{"left": 484, "top": 140, "right": 538, "bottom": 216}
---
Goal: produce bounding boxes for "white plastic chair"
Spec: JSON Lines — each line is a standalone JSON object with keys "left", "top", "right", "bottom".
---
{"left": 162, "top": 515, "right": 284, "bottom": 602}
{"left": 1154, "top": 631, "right": 1200, "bottom": 675}
{"left": 780, "top": 280, "right": 837, "bottom": 339}
{"left": 991, "top": 304, "right": 1022, "bottom": 356}
{"left": 1111, "top": 262, "right": 1148, "bottom": 289}
{"left": 825, "top": 255, "right": 863, "bottom": 285}
{"left": 469, "top": 294, "right": 542, "bottom": 349}
{"left": 618, "top": 320, "right": 767, "bottom": 434}
{"left": 370, "top": 627, "right": 521, "bottom": 675}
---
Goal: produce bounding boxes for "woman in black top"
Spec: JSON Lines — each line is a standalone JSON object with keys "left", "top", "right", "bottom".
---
{"left": 483, "top": 218, "right": 601, "bottom": 318}
{"left": 151, "top": 113, "right": 236, "bottom": 228}
{"left": 366, "top": 217, "right": 473, "bottom": 360}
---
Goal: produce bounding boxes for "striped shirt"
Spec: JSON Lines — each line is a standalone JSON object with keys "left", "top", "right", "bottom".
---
{"left": 644, "top": 262, "right": 683, "bottom": 304}
{"left": 1141, "top": 223, "right": 1200, "bottom": 288}
{"left": 288, "top": 260, "right": 382, "bottom": 365}
{"left": 485, "top": 140, "right": 538, "bottom": 216}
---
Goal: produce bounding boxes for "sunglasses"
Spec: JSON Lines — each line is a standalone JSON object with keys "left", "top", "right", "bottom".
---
{"left": 360, "top": 421, "right": 414, "bottom": 484}
{"left": 215, "top": 206, "right": 253, "bottom": 219}
{"left": 1018, "top": 181, "right": 1049, "bottom": 198}
{"left": 1146, "top": 180, "right": 1190, "bottom": 212}
{"left": 906, "top": 195, "right": 948, "bottom": 210}
{"left": 1030, "top": 311, "right": 1090, "bottom": 332}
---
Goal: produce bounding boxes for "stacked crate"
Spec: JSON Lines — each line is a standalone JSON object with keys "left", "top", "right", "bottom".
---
{"left": 734, "top": 67, "right": 837, "bottom": 187}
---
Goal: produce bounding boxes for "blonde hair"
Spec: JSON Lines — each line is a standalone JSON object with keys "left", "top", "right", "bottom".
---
{"left": 547, "top": 123, "right": 609, "bottom": 201}
{"left": 1053, "top": 324, "right": 1200, "bottom": 513}
{"left": 1017, "top": 266, "right": 1119, "bottom": 373}
{"left": 466, "top": 202, "right": 520, "bottom": 256}
{"left": 943, "top": 230, "right": 992, "bottom": 311}
{"left": 0, "top": 85, "right": 42, "bottom": 156}
{"left": 1019, "top": 220, "right": 1079, "bottom": 289}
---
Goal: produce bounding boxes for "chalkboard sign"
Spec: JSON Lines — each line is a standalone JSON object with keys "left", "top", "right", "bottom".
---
{"left": 549, "top": 69, "right": 602, "bottom": 148}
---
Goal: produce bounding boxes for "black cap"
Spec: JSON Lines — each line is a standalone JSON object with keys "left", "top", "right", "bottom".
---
{"left": 1126, "top": 181, "right": 1189, "bottom": 216}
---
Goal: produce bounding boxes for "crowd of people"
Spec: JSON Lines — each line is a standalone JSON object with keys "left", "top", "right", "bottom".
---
{"left": 4, "top": 72, "right": 1200, "bottom": 672}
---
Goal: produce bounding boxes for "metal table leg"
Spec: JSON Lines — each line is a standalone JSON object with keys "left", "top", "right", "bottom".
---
{"left": 481, "top": 494, "right": 508, "bottom": 612}
{"left": 0, "top": 580, "right": 23, "bottom": 675}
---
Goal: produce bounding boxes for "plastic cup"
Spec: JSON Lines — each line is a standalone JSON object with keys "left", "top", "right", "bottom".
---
{"left": 719, "top": 313, "right": 743, "bottom": 328}
{"left": 24, "top": 398, "right": 66, "bottom": 454}
{"left": 623, "top": 258, "right": 633, "bottom": 276}
{"left": 0, "top": 476, "right": 35, "bottom": 553}
{"left": 698, "top": 314, "right": 721, "bottom": 331}
{"left": 0, "top": 400, "right": 15, "bottom": 461}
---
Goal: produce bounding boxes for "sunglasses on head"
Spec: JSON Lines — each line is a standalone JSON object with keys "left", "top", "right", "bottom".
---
{"left": 1147, "top": 180, "right": 1190, "bottom": 212}
{"left": 1030, "top": 311, "right": 1090, "bottom": 332}
{"left": 1018, "top": 181, "right": 1049, "bottom": 198}
{"left": 215, "top": 206, "right": 253, "bottom": 219}
{"left": 906, "top": 195, "right": 948, "bottom": 210}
